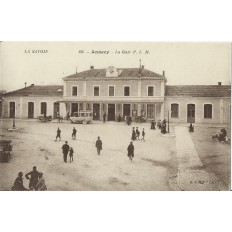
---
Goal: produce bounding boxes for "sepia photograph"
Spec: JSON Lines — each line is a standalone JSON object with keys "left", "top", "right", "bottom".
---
{"left": 0, "top": 42, "right": 231, "bottom": 191}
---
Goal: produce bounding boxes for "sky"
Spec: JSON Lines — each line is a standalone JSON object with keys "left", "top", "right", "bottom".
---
{"left": 0, "top": 42, "right": 231, "bottom": 92}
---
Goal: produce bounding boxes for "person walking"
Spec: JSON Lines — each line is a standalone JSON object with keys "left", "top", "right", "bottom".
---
{"left": 69, "top": 147, "right": 74, "bottom": 162}
{"left": 127, "top": 141, "right": 134, "bottom": 162}
{"left": 56, "top": 127, "right": 61, "bottom": 141}
{"left": 67, "top": 112, "right": 70, "bottom": 120}
{"left": 131, "top": 127, "right": 136, "bottom": 141}
{"left": 36, "top": 172, "right": 47, "bottom": 191}
{"left": 141, "top": 128, "right": 145, "bottom": 141}
{"left": 124, "top": 115, "right": 127, "bottom": 124}
{"left": 11, "top": 172, "right": 28, "bottom": 191}
{"left": 136, "top": 127, "right": 140, "bottom": 140}
{"left": 95, "top": 136, "right": 102, "bottom": 155}
{"left": 62, "top": 141, "right": 70, "bottom": 163}
{"left": 72, "top": 127, "right": 77, "bottom": 140}
{"left": 57, "top": 112, "right": 60, "bottom": 123}
{"left": 103, "top": 113, "right": 106, "bottom": 123}
{"left": 25, "top": 166, "right": 40, "bottom": 190}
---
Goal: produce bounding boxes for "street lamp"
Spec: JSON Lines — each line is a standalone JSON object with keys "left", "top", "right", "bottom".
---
{"left": 167, "top": 110, "right": 172, "bottom": 133}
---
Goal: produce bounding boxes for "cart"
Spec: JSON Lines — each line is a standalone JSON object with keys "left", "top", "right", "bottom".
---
{"left": 37, "top": 115, "right": 52, "bottom": 122}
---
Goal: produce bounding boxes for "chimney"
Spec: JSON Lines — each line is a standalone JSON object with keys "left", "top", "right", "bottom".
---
{"left": 218, "top": 82, "right": 222, "bottom": 86}
{"left": 163, "top": 71, "right": 165, "bottom": 76}
{"left": 24, "top": 82, "right": 27, "bottom": 88}
{"left": 90, "top": 66, "right": 94, "bottom": 70}
{"left": 141, "top": 65, "right": 144, "bottom": 69}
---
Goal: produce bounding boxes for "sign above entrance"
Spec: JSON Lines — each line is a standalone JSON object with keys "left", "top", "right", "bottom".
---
{"left": 106, "top": 66, "right": 122, "bottom": 77}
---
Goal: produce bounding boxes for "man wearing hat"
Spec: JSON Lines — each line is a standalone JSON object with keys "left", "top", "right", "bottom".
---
{"left": 11, "top": 172, "right": 28, "bottom": 191}
{"left": 127, "top": 141, "right": 134, "bottom": 162}
{"left": 62, "top": 141, "right": 70, "bottom": 162}
{"left": 131, "top": 127, "right": 136, "bottom": 141}
{"left": 25, "top": 166, "right": 40, "bottom": 190}
{"left": 95, "top": 136, "right": 102, "bottom": 155}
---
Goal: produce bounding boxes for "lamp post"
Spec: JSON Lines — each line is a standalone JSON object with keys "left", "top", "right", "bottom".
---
{"left": 11, "top": 107, "right": 16, "bottom": 129}
{"left": 167, "top": 110, "right": 171, "bottom": 133}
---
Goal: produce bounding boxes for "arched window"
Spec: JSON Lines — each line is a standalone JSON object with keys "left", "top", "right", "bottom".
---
{"left": 171, "top": 104, "right": 179, "bottom": 118}
{"left": 204, "top": 104, "right": 212, "bottom": 118}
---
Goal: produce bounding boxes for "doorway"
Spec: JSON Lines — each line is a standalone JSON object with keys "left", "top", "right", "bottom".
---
{"left": 187, "top": 104, "right": 195, "bottom": 123}
{"left": 147, "top": 104, "right": 155, "bottom": 119}
{"left": 71, "top": 103, "right": 78, "bottom": 116}
{"left": 9, "top": 102, "right": 15, "bottom": 118}
{"left": 53, "top": 102, "right": 60, "bottom": 119}
{"left": 28, "top": 102, "right": 34, "bottom": 118}
{"left": 108, "top": 104, "right": 115, "bottom": 121}
{"left": 123, "top": 104, "right": 131, "bottom": 117}
{"left": 93, "top": 103, "right": 100, "bottom": 120}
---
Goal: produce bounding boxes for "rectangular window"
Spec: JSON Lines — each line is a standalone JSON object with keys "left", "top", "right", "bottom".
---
{"left": 124, "top": 86, "right": 130, "bottom": 96}
{"left": 72, "top": 86, "right": 77, "bottom": 96}
{"left": 204, "top": 104, "right": 212, "bottom": 118}
{"left": 148, "top": 86, "right": 154, "bottom": 96}
{"left": 171, "top": 104, "right": 179, "bottom": 118}
{"left": 94, "top": 86, "right": 100, "bottom": 96}
{"left": 41, "top": 102, "right": 47, "bottom": 115}
{"left": 109, "top": 86, "right": 115, "bottom": 96}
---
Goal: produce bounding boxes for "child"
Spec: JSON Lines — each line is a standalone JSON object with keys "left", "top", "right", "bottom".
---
{"left": 141, "top": 128, "right": 145, "bottom": 141}
{"left": 69, "top": 147, "right": 74, "bottom": 162}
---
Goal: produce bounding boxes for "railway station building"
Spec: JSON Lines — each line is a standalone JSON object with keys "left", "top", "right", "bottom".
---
{"left": 1, "top": 65, "right": 231, "bottom": 125}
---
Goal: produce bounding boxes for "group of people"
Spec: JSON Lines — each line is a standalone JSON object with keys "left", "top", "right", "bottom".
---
{"left": 131, "top": 127, "right": 145, "bottom": 141}
{"left": 62, "top": 141, "right": 74, "bottom": 163}
{"left": 124, "top": 115, "right": 132, "bottom": 125}
{"left": 150, "top": 119, "right": 167, "bottom": 134}
{"left": 11, "top": 166, "right": 47, "bottom": 191}
{"left": 55, "top": 127, "right": 77, "bottom": 141}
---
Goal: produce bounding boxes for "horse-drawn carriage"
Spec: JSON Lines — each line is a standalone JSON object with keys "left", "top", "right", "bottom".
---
{"left": 37, "top": 115, "right": 52, "bottom": 122}
{"left": 0, "top": 140, "right": 13, "bottom": 162}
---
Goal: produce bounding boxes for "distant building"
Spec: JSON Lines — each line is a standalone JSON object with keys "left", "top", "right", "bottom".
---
{"left": 2, "top": 85, "right": 64, "bottom": 119}
{"left": 1, "top": 66, "right": 231, "bottom": 124}
{"left": 165, "top": 84, "right": 231, "bottom": 124}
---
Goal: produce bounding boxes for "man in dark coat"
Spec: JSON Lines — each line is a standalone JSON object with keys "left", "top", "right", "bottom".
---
{"left": 56, "top": 127, "right": 61, "bottom": 141}
{"left": 189, "top": 123, "right": 194, "bottom": 132}
{"left": 131, "top": 127, "right": 136, "bottom": 141}
{"left": 103, "top": 113, "right": 106, "bottom": 123}
{"left": 96, "top": 136, "right": 102, "bottom": 155}
{"left": 136, "top": 127, "right": 140, "bottom": 140}
{"left": 25, "top": 166, "right": 40, "bottom": 190}
{"left": 141, "top": 128, "right": 145, "bottom": 141}
{"left": 127, "top": 142, "right": 134, "bottom": 162}
{"left": 11, "top": 172, "right": 28, "bottom": 191}
{"left": 72, "top": 127, "right": 77, "bottom": 140}
{"left": 62, "top": 141, "right": 70, "bottom": 163}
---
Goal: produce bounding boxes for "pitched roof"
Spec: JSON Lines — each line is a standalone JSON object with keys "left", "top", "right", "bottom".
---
{"left": 165, "top": 85, "right": 231, "bottom": 97}
{"left": 64, "top": 68, "right": 164, "bottom": 79}
{"left": 4, "top": 85, "right": 63, "bottom": 97}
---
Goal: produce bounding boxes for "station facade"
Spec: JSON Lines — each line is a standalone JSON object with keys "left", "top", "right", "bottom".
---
{"left": 1, "top": 66, "right": 231, "bottom": 124}
{"left": 62, "top": 66, "right": 165, "bottom": 121}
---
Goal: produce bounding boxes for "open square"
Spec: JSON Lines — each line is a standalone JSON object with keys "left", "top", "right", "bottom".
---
{"left": 0, "top": 119, "right": 230, "bottom": 190}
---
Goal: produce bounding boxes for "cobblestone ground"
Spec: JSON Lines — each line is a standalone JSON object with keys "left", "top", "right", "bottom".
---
{"left": 169, "top": 126, "right": 229, "bottom": 191}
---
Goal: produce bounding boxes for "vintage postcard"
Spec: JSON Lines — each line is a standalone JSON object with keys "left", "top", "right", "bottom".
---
{"left": 0, "top": 42, "right": 231, "bottom": 191}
